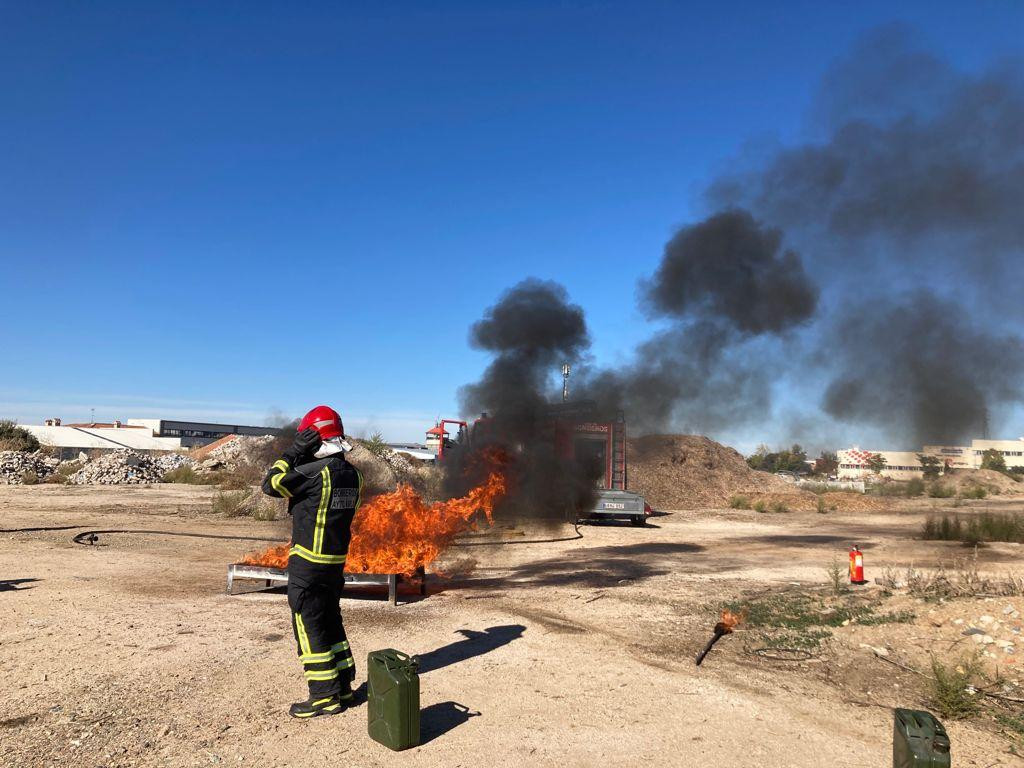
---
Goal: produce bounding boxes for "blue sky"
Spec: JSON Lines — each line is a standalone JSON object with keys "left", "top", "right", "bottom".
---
{"left": 2, "top": 2, "right": 1021, "bottom": 445}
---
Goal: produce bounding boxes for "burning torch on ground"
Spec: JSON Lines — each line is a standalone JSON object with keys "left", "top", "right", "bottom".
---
{"left": 695, "top": 609, "right": 745, "bottom": 666}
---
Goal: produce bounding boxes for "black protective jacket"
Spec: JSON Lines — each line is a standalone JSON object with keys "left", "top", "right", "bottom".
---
{"left": 261, "top": 451, "right": 363, "bottom": 577}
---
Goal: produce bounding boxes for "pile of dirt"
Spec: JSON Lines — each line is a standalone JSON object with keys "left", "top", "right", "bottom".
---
{"left": 626, "top": 434, "right": 795, "bottom": 509}
{"left": 939, "top": 468, "right": 1024, "bottom": 496}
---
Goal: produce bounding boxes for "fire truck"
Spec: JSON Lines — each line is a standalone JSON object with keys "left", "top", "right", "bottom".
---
{"left": 546, "top": 401, "right": 650, "bottom": 526}
{"left": 440, "top": 401, "right": 649, "bottom": 526}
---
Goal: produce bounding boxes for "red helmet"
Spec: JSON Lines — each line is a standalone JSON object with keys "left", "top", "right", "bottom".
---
{"left": 298, "top": 405, "right": 345, "bottom": 440}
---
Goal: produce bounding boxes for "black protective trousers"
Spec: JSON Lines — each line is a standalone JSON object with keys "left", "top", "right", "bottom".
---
{"left": 287, "top": 574, "right": 355, "bottom": 700}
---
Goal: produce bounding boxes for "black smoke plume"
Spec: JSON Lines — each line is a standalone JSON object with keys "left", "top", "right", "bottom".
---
{"left": 823, "top": 293, "right": 1024, "bottom": 447}
{"left": 708, "top": 25, "right": 1024, "bottom": 445}
{"left": 456, "top": 26, "right": 1024, "bottom": 479}
{"left": 450, "top": 279, "right": 601, "bottom": 519}
{"left": 580, "top": 210, "right": 817, "bottom": 433}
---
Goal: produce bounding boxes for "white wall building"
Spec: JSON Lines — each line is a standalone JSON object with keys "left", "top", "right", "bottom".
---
{"left": 837, "top": 447, "right": 925, "bottom": 481}
{"left": 838, "top": 437, "right": 1024, "bottom": 480}
{"left": 21, "top": 417, "right": 279, "bottom": 458}
{"left": 969, "top": 438, "right": 1024, "bottom": 470}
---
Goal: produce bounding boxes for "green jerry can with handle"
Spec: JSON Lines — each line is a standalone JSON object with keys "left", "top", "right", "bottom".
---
{"left": 893, "top": 708, "right": 951, "bottom": 768}
{"left": 367, "top": 649, "right": 420, "bottom": 751}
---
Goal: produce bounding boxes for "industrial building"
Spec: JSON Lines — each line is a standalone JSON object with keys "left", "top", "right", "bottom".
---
{"left": 838, "top": 437, "right": 1024, "bottom": 480}
{"left": 23, "top": 417, "right": 280, "bottom": 459}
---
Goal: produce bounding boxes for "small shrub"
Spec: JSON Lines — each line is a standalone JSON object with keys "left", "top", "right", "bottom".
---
{"left": 827, "top": 558, "right": 847, "bottom": 595}
{"left": 905, "top": 478, "right": 925, "bottom": 497}
{"left": 215, "top": 471, "right": 251, "bottom": 491}
{"left": 771, "top": 501, "right": 790, "bottom": 514}
{"left": 0, "top": 420, "right": 40, "bottom": 452}
{"left": 961, "top": 486, "right": 987, "bottom": 500}
{"left": 729, "top": 495, "right": 751, "bottom": 509}
{"left": 929, "top": 654, "right": 982, "bottom": 719}
{"left": 162, "top": 465, "right": 216, "bottom": 485}
{"left": 20, "top": 470, "right": 40, "bottom": 485}
{"left": 923, "top": 512, "right": 1024, "bottom": 544}
{"left": 360, "top": 431, "right": 391, "bottom": 459}
{"left": 250, "top": 499, "right": 278, "bottom": 521}
{"left": 816, "top": 497, "right": 828, "bottom": 514}
{"left": 928, "top": 483, "right": 954, "bottom": 498}
{"left": 752, "top": 499, "right": 768, "bottom": 513}
{"left": 212, "top": 490, "right": 248, "bottom": 517}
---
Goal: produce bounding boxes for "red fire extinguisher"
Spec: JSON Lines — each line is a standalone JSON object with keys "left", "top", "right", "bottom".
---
{"left": 849, "top": 545, "right": 867, "bottom": 585}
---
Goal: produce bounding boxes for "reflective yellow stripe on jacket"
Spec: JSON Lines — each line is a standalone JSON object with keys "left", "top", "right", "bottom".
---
{"left": 269, "top": 459, "right": 292, "bottom": 498}
{"left": 312, "top": 466, "right": 331, "bottom": 553}
{"left": 289, "top": 544, "right": 346, "bottom": 565}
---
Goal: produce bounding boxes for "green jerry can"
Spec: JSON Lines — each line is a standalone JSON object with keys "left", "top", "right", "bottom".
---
{"left": 893, "top": 708, "right": 951, "bottom": 768}
{"left": 367, "top": 649, "right": 420, "bottom": 751}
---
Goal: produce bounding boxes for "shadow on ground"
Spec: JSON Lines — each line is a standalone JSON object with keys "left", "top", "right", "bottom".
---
{"left": 417, "top": 625, "right": 526, "bottom": 674}
{"left": 465, "top": 542, "right": 704, "bottom": 590}
{"left": 420, "top": 701, "right": 480, "bottom": 744}
{"left": 0, "top": 578, "right": 39, "bottom": 592}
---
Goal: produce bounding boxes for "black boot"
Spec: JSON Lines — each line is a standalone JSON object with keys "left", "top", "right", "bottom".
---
{"left": 288, "top": 695, "right": 344, "bottom": 719}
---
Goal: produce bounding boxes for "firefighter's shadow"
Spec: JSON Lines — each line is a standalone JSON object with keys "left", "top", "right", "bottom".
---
{"left": 420, "top": 701, "right": 481, "bottom": 744}
{"left": 416, "top": 625, "right": 526, "bottom": 674}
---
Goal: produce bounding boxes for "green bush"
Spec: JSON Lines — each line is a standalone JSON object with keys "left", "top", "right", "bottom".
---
{"left": 0, "top": 420, "right": 40, "bottom": 452}
{"left": 162, "top": 465, "right": 217, "bottom": 485}
{"left": 816, "top": 497, "right": 828, "bottom": 514}
{"left": 212, "top": 489, "right": 277, "bottom": 520}
{"left": 212, "top": 490, "right": 249, "bottom": 517}
{"left": 771, "top": 501, "right": 790, "bottom": 514}
{"left": 873, "top": 480, "right": 925, "bottom": 497}
{"left": 928, "top": 483, "right": 955, "bottom": 498}
{"left": 905, "top": 478, "right": 925, "bottom": 497}
{"left": 923, "top": 512, "right": 1024, "bottom": 544}
{"left": 929, "top": 655, "right": 982, "bottom": 719}
{"left": 20, "top": 470, "right": 40, "bottom": 485}
{"left": 360, "top": 431, "right": 392, "bottom": 459}
{"left": 980, "top": 448, "right": 1007, "bottom": 473}
{"left": 729, "top": 495, "right": 751, "bottom": 509}
{"left": 753, "top": 499, "right": 768, "bottom": 513}
{"left": 961, "top": 486, "right": 987, "bottom": 500}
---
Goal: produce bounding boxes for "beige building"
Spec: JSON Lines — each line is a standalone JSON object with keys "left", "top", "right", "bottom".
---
{"left": 969, "top": 439, "right": 1024, "bottom": 470}
{"left": 837, "top": 447, "right": 925, "bottom": 481}
{"left": 838, "top": 437, "right": 1024, "bottom": 480}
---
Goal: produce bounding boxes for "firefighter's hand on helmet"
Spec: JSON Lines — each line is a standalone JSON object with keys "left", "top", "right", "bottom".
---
{"left": 286, "top": 427, "right": 322, "bottom": 462}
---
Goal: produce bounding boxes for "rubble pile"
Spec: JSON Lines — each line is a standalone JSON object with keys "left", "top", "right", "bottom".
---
{"left": 152, "top": 453, "right": 195, "bottom": 475}
{"left": 0, "top": 451, "right": 60, "bottom": 484}
{"left": 192, "top": 435, "right": 275, "bottom": 474}
{"left": 68, "top": 450, "right": 171, "bottom": 485}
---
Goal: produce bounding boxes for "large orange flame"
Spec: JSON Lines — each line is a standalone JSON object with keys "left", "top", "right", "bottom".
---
{"left": 241, "top": 461, "right": 507, "bottom": 576}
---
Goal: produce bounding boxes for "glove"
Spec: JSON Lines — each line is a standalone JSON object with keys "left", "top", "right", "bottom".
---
{"left": 284, "top": 427, "right": 322, "bottom": 463}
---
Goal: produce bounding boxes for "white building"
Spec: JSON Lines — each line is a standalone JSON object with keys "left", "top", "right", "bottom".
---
{"left": 22, "top": 417, "right": 279, "bottom": 459}
{"left": 837, "top": 447, "right": 925, "bottom": 481}
{"left": 838, "top": 437, "right": 1024, "bottom": 480}
{"left": 969, "top": 438, "right": 1024, "bottom": 470}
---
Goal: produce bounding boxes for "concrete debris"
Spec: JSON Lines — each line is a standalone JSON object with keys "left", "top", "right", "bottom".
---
{"left": 0, "top": 451, "right": 60, "bottom": 484}
{"left": 68, "top": 450, "right": 193, "bottom": 485}
{"left": 204, "top": 436, "right": 274, "bottom": 465}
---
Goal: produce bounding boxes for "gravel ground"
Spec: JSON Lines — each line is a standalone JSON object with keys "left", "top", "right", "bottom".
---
{"left": 1, "top": 484, "right": 1021, "bottom": 767}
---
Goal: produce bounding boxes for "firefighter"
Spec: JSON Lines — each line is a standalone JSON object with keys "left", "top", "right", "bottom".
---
{"left": 261, "top": 405, "right": 364, "bottom": 719}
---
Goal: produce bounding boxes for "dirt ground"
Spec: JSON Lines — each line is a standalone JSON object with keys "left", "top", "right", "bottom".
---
{"left": 2, "top": 484, "right": 1024, "bottom": 767}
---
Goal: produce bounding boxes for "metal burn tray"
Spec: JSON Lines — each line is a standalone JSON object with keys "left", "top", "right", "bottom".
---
{"left": 226, "top": 563, "right": 425, "bottom": 606}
